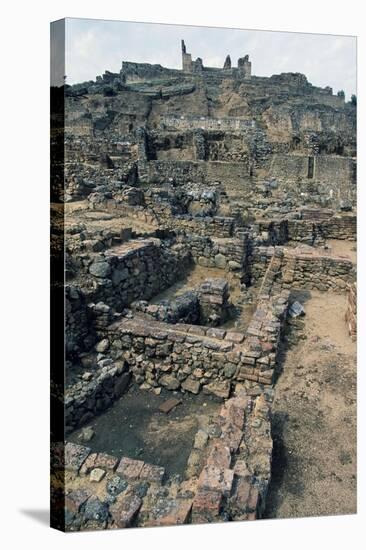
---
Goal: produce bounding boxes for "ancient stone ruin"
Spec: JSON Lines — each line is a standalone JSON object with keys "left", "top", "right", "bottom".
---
{"left": 51, "top": 40, "right": 357, "bottom": 531}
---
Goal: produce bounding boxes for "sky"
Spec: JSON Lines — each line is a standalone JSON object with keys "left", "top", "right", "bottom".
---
{"left": 64, "top": 18, "right": 357, "bottom": 98}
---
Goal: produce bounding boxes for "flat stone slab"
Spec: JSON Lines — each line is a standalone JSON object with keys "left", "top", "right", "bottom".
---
{"left": 65, "top": 488, "right": 92, "bottom": 514}
{"left": 142, "top": 497, "right": 192, "bottom": 527}
{"left": 158, "top": 397, "right": 182, "bottom": 414}
{"left": 65, "top": 442, "right": 91, "bottom": 473}
{"left": 139, "top": 463, "right": 165, "bottom": 483}
{"left": 116, "top": 457, "right": 144, "bottom": 480}
{"left": 80, "top": 452, "right": 119, "bottom": 475}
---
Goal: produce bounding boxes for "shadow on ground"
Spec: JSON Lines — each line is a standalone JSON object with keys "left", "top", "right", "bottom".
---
{"left": 19, "top": 509, "right": 49, "bottom": 527}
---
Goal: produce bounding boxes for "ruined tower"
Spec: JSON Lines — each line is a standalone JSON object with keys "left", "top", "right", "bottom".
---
{"left": 238, "top": 55, "right": 252, "bottom": 79}
{"left": 181, "top": 39, "right": 193, "bottom": 72}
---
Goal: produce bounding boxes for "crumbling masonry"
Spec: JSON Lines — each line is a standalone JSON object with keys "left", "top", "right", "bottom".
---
{"left": 52, "top": 40, "right": 356, "bottom": 530}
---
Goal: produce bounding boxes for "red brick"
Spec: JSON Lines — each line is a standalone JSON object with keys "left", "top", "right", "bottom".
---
{"left": 144, "top": 498, "right": 192, "bottom": 527}
{"left": 206, "top": 441, "right": 231, "bottom": 469}
{"left": 198, "top": 465, "right": 234, "bottom": 497}
{"left": 192, "top": 489, "right": 222, "bottom": 523}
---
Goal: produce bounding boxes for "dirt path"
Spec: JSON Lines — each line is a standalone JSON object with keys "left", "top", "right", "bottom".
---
{"left": 265, "top": 290, "right": 357, "bottom": 519}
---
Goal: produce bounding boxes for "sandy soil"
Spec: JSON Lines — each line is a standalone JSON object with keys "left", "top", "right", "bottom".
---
{"left": 265, "top": 290, "right": 357, "bottom": 519}
{"left": 326, "top": 239, "right": 357, "bottom": 264}
{"left": 65, "top": 201, "right": 158, "bottom": 234}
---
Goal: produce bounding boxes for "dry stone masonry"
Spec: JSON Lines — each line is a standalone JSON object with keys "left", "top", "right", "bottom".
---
{"left": 51, "top": 38, "right": 357, "bottom": 531}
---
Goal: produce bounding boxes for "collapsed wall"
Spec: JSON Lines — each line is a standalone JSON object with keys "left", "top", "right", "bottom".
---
{"left": 58, "top": 38, "right": 357, "bottom": 531}
{"left": 60, "top": 390, "right": 272, "bottom": 530}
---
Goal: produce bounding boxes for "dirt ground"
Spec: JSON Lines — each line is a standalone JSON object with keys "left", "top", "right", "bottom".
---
{"left": 265, "top": 289, "right": 357, "bottom": 519}
{"left": 326, "top": 239, "right": 357, "bottom": 264}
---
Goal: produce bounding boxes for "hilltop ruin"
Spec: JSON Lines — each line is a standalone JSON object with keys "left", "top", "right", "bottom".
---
{"left": 51, "top": 39, "right": 357, "bottom": 531}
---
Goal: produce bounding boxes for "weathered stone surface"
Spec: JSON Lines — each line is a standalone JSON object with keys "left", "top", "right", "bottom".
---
{"left": 106, "top": 475, "right": 129, "bottom": 496}
{"left": 192, "top": 489, "right": 222, "bottom": 523}
{"left": 206, "top": 441, "right": 232, "bottom": 469}
{"left": 90, "top": 468, "right": 106, "bottom": 482}
{"left": 109, "top": 493, "right": 142, "bottom": 528}
{"left": 159, "top": 374, "right": 180, "bottom": 390}
{"left": 116, "top": 457, "right": 145, "bottom": 480}
{"left": 194, "top": 429, "right": 209, "bottom": 450}
{"left": 65, "top": 442, "right": 91, "bottom": 472}
{"left": 139, "top": 463, "right": 165, "bottom": 483}
{"left": 95, "top": 338, "right": 110, "bottom": 352}
{"left": 79, "top": 426, "right": 95, "bottom": 442}
{"left": 181, "top": 377, "right": 201, "bottom": 394}
{"left": 84, "top": 496, "right": 109, "bottom": 522}
{"left": 198, "top": 464, "right": 234, "bottom": 497}
{"left": 143, "top": 498, "right": 192, "bottom": 527}
{"left": 203, "top": 380, "right": 231, "bottom": 399}
{"left": 89, "top": 261, "right": 111, "bottom": 278}
{"left": 158, "top": 397, "right": 181, "bottom": 413}
{"left": 214, "top": 254, "right": 227, "bottom": 268}
{"left": 65, "top": 488, "right": 92, "bottom": 514}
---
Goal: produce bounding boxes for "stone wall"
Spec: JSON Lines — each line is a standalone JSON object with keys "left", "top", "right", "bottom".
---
{"left": 138, "top": 159, "right": 251, "bottom": 185}
{"left": 65, "top": 362, "right": 131, "bottom": 433}
{"left": 248, "top": 214, "right": 356, "bottom": 248}
{"left": 66, "top": 239, "right": 192, "bottom": 358}
{"left": 188, "top": 235, "right": 247, "bottom": 277}
{"left": 173, "top": 216, "right": 235, "bottom": 238}
{"left": 281, "top": 249, "right": 354, "bottom": 292}
{"left": 269, "top": 153, "right": 356, "bottom": 186}
{"left": 102, "top": 279, "right": 288, "bottom": 394}
{"left": 73, "top": 239, "right": 192, "bottom": 312}
{"left": 66, "top": 285, "right": 96, "bottom": 358}
{"left": 247, "top": 246, "right": 354, "bottom": 291}
{"left": 160, "top": 115, "right": 256, "bottom": 132}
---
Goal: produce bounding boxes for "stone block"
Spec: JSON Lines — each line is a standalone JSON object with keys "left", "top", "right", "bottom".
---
{"left": 192, "top": 489, "right": 222, "bottom": 523}
{"left": 194, "top": 429, "right": 209, "bottom": 450}
{"left": 65, "top": 488, "right": 92, "bottom": 514}
{"left": 158, "top": 397, "right": 182, "bottom": 413}
{"left": 198, "top": 465, "right": 234, "bottom": 497}
{"left": 143, "top": 498, "right": 192, "bottom": 527}
{"left": 90, "top": 468, "right": 106, "bottom": 482}
{"left": 203, "top": 380, "right": 231, "bottom": 399}
{"left": 109, "top": 493, "right": 142, "bottom": 528}
{"left": 181, "top": 377, "right": 201, "bottom": 394}
{"left": 139, "top": 463, "right": 165, "bottom": 483}
{"left": 159, "top": 374, "right": 180, "bottom": 390}
{"left": 65, "top": 442, "right": 91, "bottom": 473}
{"left": 225, "top": 332, "right": 245, "bottom": 344}
{"left": 116, "top": 457, "right": 144, "bottom": 480}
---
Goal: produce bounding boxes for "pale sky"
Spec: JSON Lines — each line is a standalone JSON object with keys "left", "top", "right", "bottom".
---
{"left": 64, "top": 18, "right": 356, "bottom": 98}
